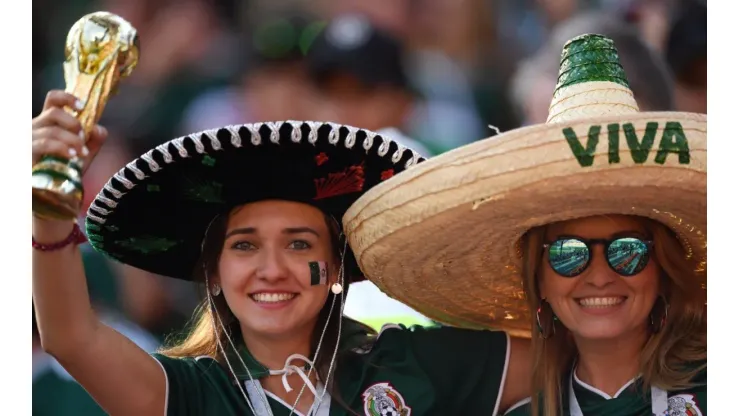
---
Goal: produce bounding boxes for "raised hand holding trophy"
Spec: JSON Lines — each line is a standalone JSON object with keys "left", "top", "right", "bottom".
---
{"left": 31, "top": 12, "right": 139, "bottom": 221}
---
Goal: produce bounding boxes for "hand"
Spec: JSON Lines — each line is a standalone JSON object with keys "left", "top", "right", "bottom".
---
{"left": 32, "top": 90, "right": 108, "bottom": 173}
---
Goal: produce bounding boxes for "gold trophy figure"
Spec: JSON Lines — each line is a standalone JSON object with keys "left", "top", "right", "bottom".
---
{"left": 31, "top": 12, "right": 139, "bottom": 220}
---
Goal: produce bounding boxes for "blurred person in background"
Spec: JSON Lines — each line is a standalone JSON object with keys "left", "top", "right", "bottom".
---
{"left": 330, "top": 0, "right": 413, "bottom": 37}
{"left": 497, "top": 0, "right": 580, "bottom": 59}
{"left": 306, "top": 14, "right": 432, "bottom": 156}
{"left": 404, "top": 0, "right": 518, "bottom": 150}
{"left": 181, "top": 12, "right": 326, "bottom": 133}
{"left": 622, "top": 0, "right": 672, "bottom": 52}
{"left": 322, "top": 0, "right": 512, "bottom": 152}
{"left": 87, "top": 0, "right": 242, "bottom": 155}
{"left": 510, "top": 11, "right": 675, "bottom": 125}
{"left": 665, "top": 0, "right": 706, "bottom": 114}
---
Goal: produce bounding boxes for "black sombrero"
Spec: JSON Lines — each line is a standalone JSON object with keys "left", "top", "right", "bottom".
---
{"left": 84, "top": 121, "right": 425, "bottom": 281}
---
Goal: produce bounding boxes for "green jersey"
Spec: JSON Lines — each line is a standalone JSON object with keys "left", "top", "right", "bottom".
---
{"left": 504, "top": 362, "right": 707, "bottom": 416}
{"left": 153, "top": 321, "right": 512, "bottom": 415}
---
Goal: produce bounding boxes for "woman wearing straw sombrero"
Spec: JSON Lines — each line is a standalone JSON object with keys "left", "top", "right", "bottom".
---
{"left": 32, "top": 97, "right": 532, "bottom": 413}
{"left": 344, "top": 34, "right": 706, "bottom": 416}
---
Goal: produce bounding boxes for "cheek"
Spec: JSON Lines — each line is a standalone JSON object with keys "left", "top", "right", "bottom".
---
{"left": 217, "top": 255, "right": 251, "bottom": 291}
{"left": 539, "top": 267, "right": 576, "bottom": 301}
{"left": 303, "top": 286, "right": 330, "bottom": 309}
{"left": 289, "top": 262, "right": 313, "bottom": 288}
{"left": 628, "top": 263, "right": 661, "bottom": 299}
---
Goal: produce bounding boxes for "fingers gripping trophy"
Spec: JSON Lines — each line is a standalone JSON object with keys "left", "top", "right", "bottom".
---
{"left": 31, "top": 12, "right": 139, "bottom": 220}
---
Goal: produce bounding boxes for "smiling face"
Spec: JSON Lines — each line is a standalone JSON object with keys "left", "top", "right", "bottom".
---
{"left": 538, "top": 215, "right": 661, "bottom": 341}
{"left": 216, "top": 200, "right": 338, "bottom": 340}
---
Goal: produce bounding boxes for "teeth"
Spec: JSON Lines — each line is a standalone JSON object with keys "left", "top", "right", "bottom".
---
{"left": 579, "top": 297, "right": 625, "bottom": 307}
{"left": 251, "top": 293, "right": 296, "bottom": 303}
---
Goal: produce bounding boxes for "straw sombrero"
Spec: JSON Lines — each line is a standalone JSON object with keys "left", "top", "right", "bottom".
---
{"left": 84, "top": 121, "right": 424, "bottom": 281}
{"left": 343, "top": 34, "right": 707, "bottom": 337}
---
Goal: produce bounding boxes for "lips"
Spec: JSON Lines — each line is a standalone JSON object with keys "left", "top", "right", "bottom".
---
{"left": 250, "top": 292, "right": 297, "bottom": 303}
{"left": 577, "top": 296, "right": 626, "bottom": 307}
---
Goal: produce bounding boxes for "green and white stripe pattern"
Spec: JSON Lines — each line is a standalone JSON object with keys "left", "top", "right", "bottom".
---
{"left": 547, "top": 34, "right": 640, "bottom": 124}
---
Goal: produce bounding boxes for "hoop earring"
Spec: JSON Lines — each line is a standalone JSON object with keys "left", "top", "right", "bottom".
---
{"left": 536, "top": 299, "right": 557, "bottom": 339}
{"left": 650, "top": 295, "right": 669, "bottom": 333}
{"left": 211, "top": 283, "right": 221, "bottom": 297}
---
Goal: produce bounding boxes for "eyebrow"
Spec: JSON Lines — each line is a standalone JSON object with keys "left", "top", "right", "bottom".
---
{"left": 283, "top": 227, "right": 320, "bottom": 237}
{"left": 224, "top": 226, "right": 320, "bottom": 239}
{"left": 224, "top": 227, "right": 256, "bottom": 239}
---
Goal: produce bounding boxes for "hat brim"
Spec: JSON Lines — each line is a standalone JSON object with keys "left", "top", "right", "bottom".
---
{"left": 344, "top": 112, "right": 706, "bottom": 336}
{"left": 85, "top": 121, "right": 424, "bottom": 281}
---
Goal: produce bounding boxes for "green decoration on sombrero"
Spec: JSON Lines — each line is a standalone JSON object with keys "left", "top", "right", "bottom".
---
{"left": 555, "top": 34, "right": 630, "bottom": 94}
{"left": 114, "top": 236, "right": 181, "bottom": 254}
{"left": 202, "top": 155, "right": 216, "bottom": 167}
{"left": 183, "top": 179, "right": 225, "bottom": 204}
{"left": 548, "top": 34, "right": 640, "bottom": 124}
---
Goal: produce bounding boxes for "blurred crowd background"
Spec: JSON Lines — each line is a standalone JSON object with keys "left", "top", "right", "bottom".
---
{"left": 32, "top": 0, "right": 706, "bottom": 413}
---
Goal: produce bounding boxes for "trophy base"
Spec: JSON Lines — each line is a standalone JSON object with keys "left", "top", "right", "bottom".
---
{"left": 31, "top": 158, "right": 84, "bottom": 221}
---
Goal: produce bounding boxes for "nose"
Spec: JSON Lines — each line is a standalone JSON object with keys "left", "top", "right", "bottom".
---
{"left": 255, "top": 248, "right": 289, "bottom": 282}
{"left": 581, "top": 245, "right": 619, "bottom": 288}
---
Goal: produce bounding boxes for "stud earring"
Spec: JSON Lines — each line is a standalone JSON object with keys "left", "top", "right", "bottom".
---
{"left": 331, "top": 283, "right": 343, "bottom": 295}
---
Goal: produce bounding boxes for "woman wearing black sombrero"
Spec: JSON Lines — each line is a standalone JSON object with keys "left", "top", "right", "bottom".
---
{"left": 344, "top": 34, "right": 706, "bottom": 416}
{"left": 32, "top": 89, "right": 530, "bottom": 415}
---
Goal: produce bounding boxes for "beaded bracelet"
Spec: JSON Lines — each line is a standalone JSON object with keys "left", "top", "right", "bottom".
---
{"left": 32, "top": 223, "right": 88, "bottom": 251}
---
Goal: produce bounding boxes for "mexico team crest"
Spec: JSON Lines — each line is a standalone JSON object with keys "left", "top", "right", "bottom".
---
{"left": 362, "top": 382, "right": 412, "bottom": 416}
{"left": 664, "top": 394, "right": 703, "bottom": 416}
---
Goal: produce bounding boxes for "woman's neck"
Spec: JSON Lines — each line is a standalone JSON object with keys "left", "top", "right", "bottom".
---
{"left": 241, "top": 327, "right": 315, "bottom": 371}
{"left": 573, "top": 327, "right": 649, "bottom": 397}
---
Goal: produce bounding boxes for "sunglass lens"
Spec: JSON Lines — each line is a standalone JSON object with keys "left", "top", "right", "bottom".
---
{"left": 548, "top": 238, "right": 590, "bottom": 277}
{"left": 607, "top": 238, "right": 650, "bottom": 276}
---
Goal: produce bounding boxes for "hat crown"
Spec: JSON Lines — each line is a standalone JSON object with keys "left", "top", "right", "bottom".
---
{"left": 547, "top": 34, "right": 640, "bottom": 124}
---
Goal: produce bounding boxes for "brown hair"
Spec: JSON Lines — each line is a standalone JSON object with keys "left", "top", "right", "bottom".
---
{"left": 520, "top": 216, "right": 706, "bottom": 416}
{"left": 160, "top": 208, "right": 376, "bottom": 411}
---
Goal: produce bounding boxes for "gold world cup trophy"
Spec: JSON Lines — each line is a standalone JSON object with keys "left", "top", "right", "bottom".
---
{"left": 31, "top": 12, "right": 139, "bottom": 221}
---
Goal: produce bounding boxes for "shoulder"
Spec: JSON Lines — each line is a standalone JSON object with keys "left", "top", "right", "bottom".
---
{"left": 152, "top": 354, "right": 242, "bottom": 416}
{"left": 364, "top": 323, "right": 512, "bottom": 370}
{"left": 152, "top": 353, "right": 228, "bottom": 382}
{"left": 502, "top": 397, "right": 532, "bottom": 416}
{"left": 152, "top": 353, "right": 218, "bottom": 366}
{"left": 370, "top": 322, "right": 509, "bottom": 348}
{"left": 689, "top": 361, "right": 707, "bottom": 384}
{"left": 668, "top": 361, "right": 707, "bottom": 416}
{"left": 667, "top": 361, "right": 707, "bottom": 415}
{"left": 355, "top": 323, "right": 510, "bottom": 366}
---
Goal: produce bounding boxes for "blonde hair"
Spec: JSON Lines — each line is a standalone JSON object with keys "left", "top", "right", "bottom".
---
{"left": 159, "top": 295, "right": 236, "bottom": 359}
{"left": 521, "top": 216, "right": 706, "bottom": 416}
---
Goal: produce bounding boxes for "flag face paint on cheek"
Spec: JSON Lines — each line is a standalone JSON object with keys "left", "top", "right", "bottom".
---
{"left": 309, "top": 261, "right": 329, "bottom": 286}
